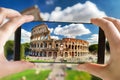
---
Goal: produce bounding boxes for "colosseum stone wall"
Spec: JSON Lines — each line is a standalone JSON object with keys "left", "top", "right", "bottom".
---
{"left": 30, "top": 23, "right": 89, "bottom": 62}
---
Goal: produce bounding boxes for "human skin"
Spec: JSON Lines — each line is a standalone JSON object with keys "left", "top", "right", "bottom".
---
{"left": 0, "top": 7, "right": 35, "bottom": 78}
{"left": 78, "top": 17, "right": 120, "bottom": 80}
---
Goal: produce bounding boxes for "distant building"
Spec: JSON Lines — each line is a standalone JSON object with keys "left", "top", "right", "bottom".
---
{"left": 30, "top": 24, "right": 89, "bottom": 62}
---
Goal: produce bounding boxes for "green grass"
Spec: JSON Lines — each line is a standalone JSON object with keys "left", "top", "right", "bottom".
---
{"left": 0, "top": 69, "right": 101, "bottom": 80}
{"left": 0, "top": 69, "right": 51, "bottom": 80}
{"left": 29, "top": 60, "right": 54, "bottom": 63}
{"left": 65, "top": 70, "right": 101, "bottom": 80}
{"left": 26, "top": 57, "right": 54, "bottom": 63}
{"left": 65, "top": 70, "right": 92, "bottom": 80}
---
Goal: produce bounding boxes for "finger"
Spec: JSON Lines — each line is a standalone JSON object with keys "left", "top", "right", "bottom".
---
{"left": 103, "top": 17, "right": 120, "bottom": 32}
{"left": 0, "top": 15, "right": 34, "bottom": 46}
{"left": 0, "top": 61, "right": 35, "bottom": 77}
{"left": 0, "top": 48, "right": 7, "bottom": 62}
{"left": 78, "top": 63, "right": 107, "bottom": 79}
{"left": 0, "top": 7, "right": 21, "bottom": 24}
{"left": 12, "top": 61, "right": 35, "bottom": 70}
{"left": 91, "top": 18, "right": 120, "bottom": 48}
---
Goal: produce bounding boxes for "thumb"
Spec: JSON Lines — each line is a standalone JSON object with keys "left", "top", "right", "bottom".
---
{"left": 78, "top": 63, "right": 106, "bottom": 78}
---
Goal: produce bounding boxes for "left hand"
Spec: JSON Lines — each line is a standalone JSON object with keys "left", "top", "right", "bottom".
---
{"left": 0, "top": 7, "right": 35, "bottom": 78}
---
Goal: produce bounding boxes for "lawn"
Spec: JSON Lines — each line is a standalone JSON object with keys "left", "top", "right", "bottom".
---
{"left": 0, "top": 69, "right": 101, "bottom": 80}
{"left": 65, "top": 70, "right": 101, "bottom": 80}
{"left": 0, "top": 69, "right": 51, "bottom": 80}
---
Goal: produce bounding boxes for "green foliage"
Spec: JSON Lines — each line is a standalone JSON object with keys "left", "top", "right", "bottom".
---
{"left": 1, "top": 69, "right": 101, "bottom": 80}
{"left": 65, "top": 70, "right": 91, "bottom": 80}
{"left": 4, "top": 40, "right": 30, "bottom": 60}
{"left": 0, "top": 69, "right": 51, "bottom": 80}
{"left": 89, "top": 44, "right": 98, "bottom": 54}
{"left": 65, "top": 70, "right": 101, "bottom": 80}
{"left": 20, "top": 44, "right": 25, "bottom": 60}
{"left": 92, "top": 75, "right": 102, "bottom": 80}
{"left": 22, "top": 43, "right": 30, "bottom": 52}
{"left": 4, "top": 40, "right": 14, "bottom": 57}
{"left": 20, "top": 43, "right": 30, "bottom": 60}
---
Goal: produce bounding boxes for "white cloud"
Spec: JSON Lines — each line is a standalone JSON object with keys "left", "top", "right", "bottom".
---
{"left": 40, "top": 12, "right": 50, "bottom": 21}
{"left": 41, "top": 1, "right": 107, "bottom": 23}
{"left": 46, "top": 0, "right": 54, "bottom": 5}
{"left": 54, "top": 24, "right": 91, "bottom": 38}
{"left": 8, "top": 29, "right": 31, "bottom": 43}
{"left": 21, "top": 29, "right": 31, "bottom": 43}
{"left": 48, "top": 27, "right": 54, "bottom": 33}
{"left": 51, "top": 35, "right": 59, "bottom": 40}
{"left": 87, "top": 34, "right": 98, "bottom": 45}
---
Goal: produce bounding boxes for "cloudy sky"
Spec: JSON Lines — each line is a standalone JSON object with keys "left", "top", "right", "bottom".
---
{"left": 0, "top": 0, "right": 120, "bottom": 44}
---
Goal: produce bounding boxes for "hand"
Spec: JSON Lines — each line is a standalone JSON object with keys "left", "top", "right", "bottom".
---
{"left": 78, "top": 17, "right": 120, "bottom": 80}
{"left": 0, "top": 7, "right": 35, "bottom": 78}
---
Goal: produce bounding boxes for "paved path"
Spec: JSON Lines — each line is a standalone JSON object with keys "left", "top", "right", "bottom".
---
{"left": 47, "top": 64, "right": 65, "bottom": 80}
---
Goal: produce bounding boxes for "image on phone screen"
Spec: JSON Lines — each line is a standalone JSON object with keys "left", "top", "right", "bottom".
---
{"left": 20, "top": 21, "right": 107, "bottom": 64}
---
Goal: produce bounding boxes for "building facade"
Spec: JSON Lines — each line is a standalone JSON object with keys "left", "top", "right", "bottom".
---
{"left": 30, "top": 24, "right": 89, "bottom": 62}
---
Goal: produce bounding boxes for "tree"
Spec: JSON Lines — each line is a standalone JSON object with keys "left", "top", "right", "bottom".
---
{"left": 20, "top": 44, "right": 25, "bottom": 60}
{"left": 4, "top": 40, "right": 14, "bottom": 59}
{"left": 23, "top": 43, "right": 30, "bottom": 52}
{"left": 89, "top": 44, "right": 98, "bottom": 54}
{"left": 4, "top": 41, "right": 29, "bottom": 60}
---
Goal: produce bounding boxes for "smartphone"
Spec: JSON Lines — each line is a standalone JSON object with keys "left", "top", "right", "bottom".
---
{"left": 14, "top": 21, "right": 106, "bottom": 64}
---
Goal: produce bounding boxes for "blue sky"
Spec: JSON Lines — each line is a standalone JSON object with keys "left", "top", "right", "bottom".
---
{"left": 0, "top": 0, "right": 120, "bottom": 18}
{"left": 0, "top": 0, "right": 120, "bottom": 44}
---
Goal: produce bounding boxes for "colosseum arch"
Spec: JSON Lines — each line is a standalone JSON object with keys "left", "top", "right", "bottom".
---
{"left": 40, "top": 43, "right": 43, "bottom": 48}
{"left": 30, "top": 23, "right": 89, "bottom": 62}
{"left": 65, "top": 52, "right": 68, "bottom": 57}
{"left": 44, "top": 42, "right": 47, "bottom": 48}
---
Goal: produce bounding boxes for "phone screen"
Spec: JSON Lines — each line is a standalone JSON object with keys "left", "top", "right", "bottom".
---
{"left": 20, "top": 21, "right": 102, "bottom": 64}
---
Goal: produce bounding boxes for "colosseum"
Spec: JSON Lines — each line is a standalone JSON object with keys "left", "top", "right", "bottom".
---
{"left": 30, "top": 23, "right": 89, "bottom": 62}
